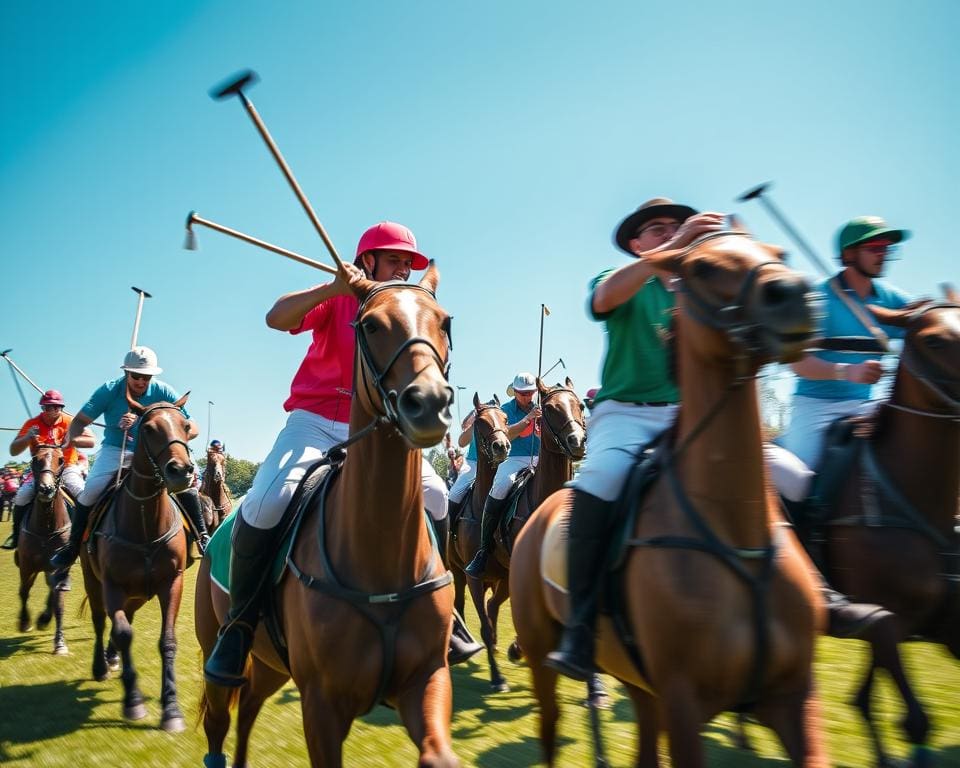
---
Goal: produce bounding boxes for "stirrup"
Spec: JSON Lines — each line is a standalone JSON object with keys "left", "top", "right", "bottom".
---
{"left": 204, "top": 621, "right": 255, "bottom": 688}
{"left": 1, "top": 534, "right": 15, "bottom": 550}
{"left": 464, "top": 549, "right": 488, "bottom": 578}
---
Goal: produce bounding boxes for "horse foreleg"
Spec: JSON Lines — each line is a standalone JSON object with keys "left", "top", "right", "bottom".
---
{"left": 17, "top": 570, "right": 37, "bottom": 632}
{"left": 83, "top": 565, "right": 110, "bottom": 681}
{"left": 753, "top": 684, "right": 830, "bottom": 768}
{"left": 299, "top": 686, "right": 352, "bottom": 767}
{"left": 396, "top": 665, "right": 459, "bottom": 768}
{"left": 46, "top": 576, "right": 68, "bottom": 655}
{"left": 620, "top": 683, "right": 659, "bottom": 768}
{"left": 467, "top": 576, "right": 507, "bottom": 692}
{"left": 157, "top": 571, "right": 186, "bottom": 732}
{"left": 660, "top": 679, "right": 705, "bottom": 768}
{"left": 106, "top": 586, "right": 147, "bottom": 721}
{"left": 452, "top": 567, "right": 466, "bottom": 620}
{"left": 234, "top": 659, "right": 290, "bottom": 768}
{"left": 862, "top": 621, "right": 931, "bottom": 766}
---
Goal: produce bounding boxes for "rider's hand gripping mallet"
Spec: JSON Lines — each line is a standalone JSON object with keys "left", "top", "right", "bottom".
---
{"left": 737, "top": 182, "right": 890, "bottom": 353}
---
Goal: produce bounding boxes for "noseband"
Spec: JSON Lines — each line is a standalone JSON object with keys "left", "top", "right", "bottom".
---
{"left": 889, "top": 302, "right": 960, "bottom": 419}
{"left": 539, "top": 388, "right": 585, "bottom": 459}
{"left": 32, "top": 444, "right": 65, "bottom": 499}
{"left": 353, "top": 283, "right": 451, "bottom": 429}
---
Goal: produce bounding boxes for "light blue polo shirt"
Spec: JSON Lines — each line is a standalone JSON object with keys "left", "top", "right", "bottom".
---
{"left": 466, "top": 433, "right": 478, "bottom": 462}
{"left": 502, "top": 398, "right": 540, "bottom": 458}
{"left": 82, "top": 376, "right": 190, "bottom": 449}
{"left": 795, "top": 273, "right": 910, "bottom": 401}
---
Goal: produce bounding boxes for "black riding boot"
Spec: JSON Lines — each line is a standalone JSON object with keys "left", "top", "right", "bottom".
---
{"left": 448, "top": 608, "right": 484, "bottom": 665}
{"left": 177, "top": 488, "right": 211, "bottom": 555}
{"left": 2, "top": 504, "right": 28, "bottom": 550}
{"left": 464, "top": 495, "right": 510, "bottom": 578}
{"left": 49, "top": 502, "right": 92, "bottom": 570}
{"left": 546, "top": 490, "right": 616, "bottom": 682}
{"left": 204, "top": 515, "right": 277, "bottom": 687}
{"left": 817, "top": 571, "right": 894, "bottom": 639}
{"left": 432, "top": 514, "right": 451, "bottom": 568}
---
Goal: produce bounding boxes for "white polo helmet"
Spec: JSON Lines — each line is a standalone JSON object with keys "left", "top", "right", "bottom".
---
{"left": 121, "top": 346, "right": 163, "bottom": 376}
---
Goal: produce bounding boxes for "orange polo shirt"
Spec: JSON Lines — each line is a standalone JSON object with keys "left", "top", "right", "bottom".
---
{"left": 16, "top": 414, "right": 79, "bottom": 465}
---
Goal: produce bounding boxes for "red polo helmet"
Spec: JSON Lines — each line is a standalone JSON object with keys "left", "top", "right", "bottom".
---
{"left": 355, "top": 221, "right": 429, "bottom": 270}
{"left": 39, "top": 389, "right": 65, "bottom": 407}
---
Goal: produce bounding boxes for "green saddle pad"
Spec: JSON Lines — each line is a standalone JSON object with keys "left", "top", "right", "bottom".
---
{"left": 207, "top": 510, "right": 296, "bottom": 594}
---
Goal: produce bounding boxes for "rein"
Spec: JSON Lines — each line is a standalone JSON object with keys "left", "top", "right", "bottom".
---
{"left": 474, "top": 403, "right": 509, "bottom": 464}
{"left": 538, "top": 387, "right": 585, "bottom": 460}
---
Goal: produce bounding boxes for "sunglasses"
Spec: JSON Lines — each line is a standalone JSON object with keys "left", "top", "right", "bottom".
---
{"left": 128, "top": 373, "right": 152, "bottom": 382}
{"left": 41, "top": 405, "right": 64, "bottom": 412}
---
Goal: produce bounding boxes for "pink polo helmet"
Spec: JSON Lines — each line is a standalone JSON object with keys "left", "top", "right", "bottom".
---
{"left": 355, "top": 221, "right": 429, "bottom": 270}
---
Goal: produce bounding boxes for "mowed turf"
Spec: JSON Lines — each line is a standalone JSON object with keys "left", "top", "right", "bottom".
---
{"left": 0, "top": 515, "right": 958, "bottom": 767}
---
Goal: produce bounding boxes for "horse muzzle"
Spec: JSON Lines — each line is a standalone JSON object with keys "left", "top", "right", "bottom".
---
{"left": 395, "top": 379, "right": 454, "bottom": 448}
{"left": 163, "top": 459, "right": 196, "bottom": 494}
{"left": 752, "top": 273, "right": 817, "bottom": 362}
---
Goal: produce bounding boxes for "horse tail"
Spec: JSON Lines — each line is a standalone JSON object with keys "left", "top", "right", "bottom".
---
{"left": 196, "top": 663, "right": 247, "bottom": 728}
{"left": 77, "top": 595, "right": 89, "bottom": 618}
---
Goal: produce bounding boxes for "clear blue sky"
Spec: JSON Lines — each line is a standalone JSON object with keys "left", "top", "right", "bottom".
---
{"left": 2, "top": 1, "right": 957, "bottom": 464}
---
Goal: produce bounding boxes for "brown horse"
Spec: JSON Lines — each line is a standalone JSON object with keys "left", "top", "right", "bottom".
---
{"left": 196, "top": 264, "right": 459, "bottom": 767}
{"left": 16, "top": 442, "right": 71, "bottom": 654}
{"left": 448, "top": 393, "right": 511, "bottom": 689}
{"left": 200, "top": 449, "right": 232, "bottom": 535}
{"left": 511, "top": 229, "right": 830, "bottom": 767}
{"left": 79, "top": 394, "right": 193, "bottom": 731}
{"left": 815, "top": 300, "right": 960, "bottom": 767}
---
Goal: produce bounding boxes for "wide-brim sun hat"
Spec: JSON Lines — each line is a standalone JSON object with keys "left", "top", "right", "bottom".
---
{"left": 39, "top": 389, "right": 66, "bottom": 407}
{"left": 836, "top": 216, "right": 911, "bottom": 255}
{"left": 121, "top": 346, "right": 163, "bottom": 376}
{"left": 356, "top": 221, "right": 429, "bottom": 270}
{"left": 614, "top": 198, "right": 699, "bottom": 255}
{"left": 506, "top": 372, "right": 537, "bottom": 397}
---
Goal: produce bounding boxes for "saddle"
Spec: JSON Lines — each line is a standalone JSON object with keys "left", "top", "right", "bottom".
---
{"left": 495, "top": 465, "right": 537, "bottom": 549}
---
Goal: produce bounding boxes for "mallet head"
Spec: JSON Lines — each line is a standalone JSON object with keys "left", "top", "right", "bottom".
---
{"left": 131, "top": 286, "right": 153, "bottom": 299}
{"left": 1, "top": 349, "right": 11, "bottom": 357}
{"left": 736, "top": 182, "right": 773, "bottom": 203}
{"left": 210, "top": 70, "right": 259, "bottom": 101}
{"left": 184, "top": 211, "right": 199, "bottom": 251}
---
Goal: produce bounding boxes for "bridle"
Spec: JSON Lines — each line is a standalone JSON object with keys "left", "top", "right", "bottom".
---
{"left": 886, "top": 302, "right": 960, "bottom": 421}
{"left": 538, "top": 387, "right": 585, "bottom": 459}
{"left": 31, "top": 444, "right": 65, "bottom": 501}
{"left": 351, "top": 283, "right": 451, "bottom": 435}
{"left": 128, "top": 403, "right": 193, "bottom": 498}
{"left": 473, "top": 403, "right": 510, "bottom": 464}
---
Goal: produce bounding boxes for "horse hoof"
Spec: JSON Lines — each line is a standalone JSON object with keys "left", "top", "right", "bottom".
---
{"left": 18, "top": 620, "right": 33, "bottom": 633}
{"left": 36, "top": 612, "right": 53, "bottom": 630}
{"left": 203, "top": 754, "right": 228, "bottom": 768}
{"left": 490, "top": 680, "right": 510, "bottom": 693}
{"left": 585, "top": 693, "right": 612, "bottom": 710}
{"left": 161, "top": 716, "right": 186, "bottom": 733}
{"left": 124, "top": 703, "right": 148, "bottom": 721}
{"left": 507, "top": 641, "right": 523, "bottom": 663}
{"left": 53, "top": 643, "right": 69, "bottom": 656}
{"left": 107, "top": 654, "right": 121, "bottom": 671}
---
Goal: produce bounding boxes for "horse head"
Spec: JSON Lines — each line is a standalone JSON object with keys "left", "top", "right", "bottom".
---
{"left": 206, "top": 449, "right": 226, "bottom": 484}
{"left": 472, "top": 392, "right": 511, "bottom": 465}
{"left": 351, "top": 263, "right": 454, "bottom": 447}
{"left": 871, "top": 301, "right": 960, "bottom": 414}
{"left": 536, "top": 376, "right": 586, "bottom": 459}
{"left": 30, "top": 443, "right": 64, "bottom": 503}
{"left": 644, "top": 219, "right": 816, "bottom": 372}
{"left": 126, "top": 392, "right": 196, "bottom": 494}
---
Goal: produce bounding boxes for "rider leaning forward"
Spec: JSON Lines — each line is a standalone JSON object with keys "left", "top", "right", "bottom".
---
{"left": 50, "top": 347, "right": 208, "bottom": 572}
{"left": 547, "top": 198, "right": 897, "bottom": 682}
{"left": 204, "top": 221, "right": 480, "bottom": 689}
{"left": 3, "top": 389, "right": 95, "bottom": 552}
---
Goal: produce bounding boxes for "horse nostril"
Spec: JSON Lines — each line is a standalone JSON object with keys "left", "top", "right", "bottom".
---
{"left": 398, "top": 388, "right": 426, "bottom": 420}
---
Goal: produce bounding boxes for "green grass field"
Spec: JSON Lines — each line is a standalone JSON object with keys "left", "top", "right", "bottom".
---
{"left": 1, "top": 513, "right": 958, "bottom": 767}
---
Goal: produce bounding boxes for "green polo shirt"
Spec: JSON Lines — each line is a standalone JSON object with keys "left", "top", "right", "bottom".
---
{"left": 589, "top": 270, "right": 679, "bottom": 406}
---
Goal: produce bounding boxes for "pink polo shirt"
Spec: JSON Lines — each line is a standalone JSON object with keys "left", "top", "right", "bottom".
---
{"left": 283, "top": 293, "right": 358, "bottom": 422}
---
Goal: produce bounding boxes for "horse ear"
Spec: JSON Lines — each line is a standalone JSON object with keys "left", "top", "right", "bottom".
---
{"left": 126, "top": 390, "right": 146, "bottom": 414}
{"left": 418, "top": 261, "right": 439, "bottom": 294}
{"left": 494, "top": 393, "right": 501, "bottom": 406}
{"left": 565, "top": 375, "right": 574, "bottom": 389}
{"left": 536, "top": 377, "right": 547, "bottom": 394}
{"left": 726, "top": 213, "right": 751, "bottom": 235}
{"left": 869, "top": 300, "right": 930, "bottom": 328}
{"left": 638, "top": 247, "right": 685, "bottom": 275}
{"left": 473, "top": 392, "right": 481, "bottom": 409}
{"left": 174, "top": 391, "right": 190, "bottom": 409}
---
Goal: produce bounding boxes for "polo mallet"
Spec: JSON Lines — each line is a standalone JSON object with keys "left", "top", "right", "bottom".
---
{"left": 0, "top": 349, "right": 105, "bottom": 425}
{"left": 118, "top": 287, "right": 153, "bottom": 486}
{"left": 941, "top": 282, "right": 960, "bottom": 303}
{"left": 209, "top": 70, "right": 346, "bottom": 273}
{"left": 541, "top": 357, "right": 566, "bottom": 380}
{"left": 184, "top": 211, "right": 336, "bottom": 275}
{"left": 455, "top": 386, "right": 467, "bottom": 426}
{"left": 3, "top": 349, "right": 33, "bottom": 418}
{"left": 736, "top": 182, "right": 890, "bottom": 353}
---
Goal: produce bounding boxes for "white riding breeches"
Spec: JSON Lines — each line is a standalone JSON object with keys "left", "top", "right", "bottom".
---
{"left": 15, "top": 464, "right": 85, "bottom": 504}
{"left": 571, "top": 399, "right": 678, "bottom": 502}
{"left": 448, "top": 459, "right": 476, "bottom": 504}
{"left": 78, "top": 445, "right": 132, "bottom": 506}
{"left": 490, "top": 455, "right": 539, "bottom": 500}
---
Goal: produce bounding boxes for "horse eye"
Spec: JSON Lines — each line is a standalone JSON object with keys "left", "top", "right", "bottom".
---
{"left": 924, "top": 335, "right": 946, "bottom": 350}
{"left": 362, "top": 319, "right": 379, "bottom": 334}
{"left": 690, "top": 260, "right": 718, "bottom": 281}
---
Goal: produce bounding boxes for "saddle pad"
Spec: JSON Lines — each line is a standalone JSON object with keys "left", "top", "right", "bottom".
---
{"left": 500, "top": 465, "right": 535, "bottom": 530}
{"left": 207, "top": 510, "right": 298, "bottom": 594}
{"left": 540, "top": 507, "right": 571, "bottom": 624}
